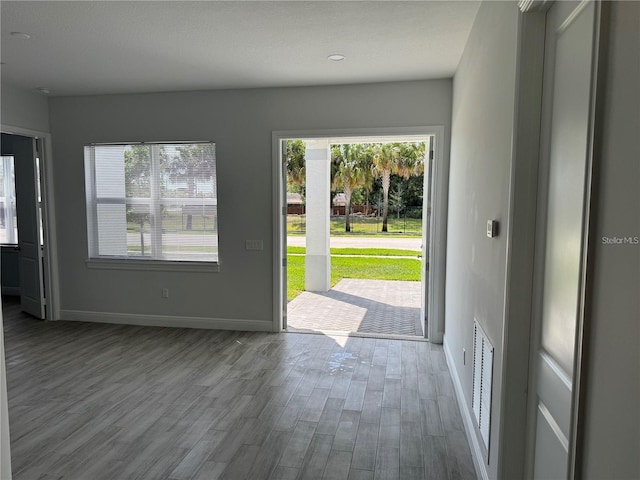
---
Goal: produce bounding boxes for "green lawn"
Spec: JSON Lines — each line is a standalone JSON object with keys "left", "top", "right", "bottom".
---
{"left": 287, "top": 215, "right": 422, "bottom": 237}
{"left": 287, "top": 254, "right": 421, "bottom": 301}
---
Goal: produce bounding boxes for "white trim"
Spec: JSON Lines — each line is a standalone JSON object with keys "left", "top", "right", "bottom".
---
{"left": 85, "top": 258, "right": 220, "bottom": 272}
{"left": 1, "top": 124, "right": 60, "bottom": 321}
{"left": 444, "top": 338, "right": 490, "bottom": 480}
{"left": 539, "top": 350, "right": 572, "bottom": 390}
{"left": 498, "top": 8, "right": 547, "bottom": 480}
{"left": 272, "top": 126, "right": 448, "bottom": 341}
{"left": 570, "top": 3, "right": 604, "bottom": 477}
{"left": 518, "top": 0, "right": 553, "bottom": 13}
{"left": 537, "top": 401, "right": 569, "bottom": 451}
{"left": 273, "top": 126, "right": 437, "bottom": 142}
{"left": 272, "top": 134, "right": 285, "bottom": 333}
{"left": 0, "top": 124, "right": 49, "bottom": 140}
{"left": 557, "top": 0, "right": 591, "bottom": 35}
{"left": 426, "top": 125, "right": 447, "bottom": 344}
{"left": 59, "top": 310, "right": 271, "bottom": 331}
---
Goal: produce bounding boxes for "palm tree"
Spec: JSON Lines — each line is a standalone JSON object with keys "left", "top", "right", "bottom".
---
{"left": 286, "top": 140, "right": 306, "bottom": 195}
{"left": 401, "top": 142, "right": 426, "bottom": 177}
{"left": 371, "top": 142, "right": 425, "bottom": 232}
{"left": 166, "top": 144, "right": 216, "bottom": 230}
{"left": 124, "top": 145, "right": 153, "bottom": 254}
{"left": 331, "top": 144, "right": 369, "bottom": 232}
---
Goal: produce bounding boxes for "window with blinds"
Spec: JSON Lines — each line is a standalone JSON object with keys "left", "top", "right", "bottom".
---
{"left": 0, "top": 156, "right": 18, "bottom": 245}
{"left": 84, "top": 142, "right": 218, "bottom": 263}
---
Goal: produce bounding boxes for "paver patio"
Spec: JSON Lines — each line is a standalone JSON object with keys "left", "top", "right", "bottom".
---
{"left": 287, "top": 278, "right": 423, "bottom": 337}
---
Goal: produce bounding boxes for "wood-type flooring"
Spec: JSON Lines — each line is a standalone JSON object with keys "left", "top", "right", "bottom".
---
{"left": 3, "top": 297, "right": 475, "bottom": 480}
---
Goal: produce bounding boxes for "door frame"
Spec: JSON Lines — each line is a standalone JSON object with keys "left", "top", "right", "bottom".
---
{"left": 493, "top": 2, "right": 607, "bottom": 478}
{"left": 271, "top": 126, "right": 447, "bottom": 341}
{"left": 1, "top": 124, "right": 60, "bottom": 321}
{"left": 510, "top": 1, "right": 605, "bottom": 478}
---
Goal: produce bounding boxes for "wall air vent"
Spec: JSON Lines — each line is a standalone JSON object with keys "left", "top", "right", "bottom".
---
{"left": 472, "top": 318, "right": 494, "bottom": 461}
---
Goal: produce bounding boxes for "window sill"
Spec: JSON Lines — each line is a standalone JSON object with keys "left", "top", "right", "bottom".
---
{"left": 86, "top": 258, "right": 220, "bottom": 273}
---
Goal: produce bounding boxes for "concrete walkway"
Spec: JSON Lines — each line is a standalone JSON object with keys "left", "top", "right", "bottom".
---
{"left": 287, "top": 279, "right": 423, "bottom": 337}
{"left": 288, "top": 235, "right": 421, "bottom": 250}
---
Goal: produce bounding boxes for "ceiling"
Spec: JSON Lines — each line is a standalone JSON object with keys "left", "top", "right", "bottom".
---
{"left": 1, "top": 1, "right": 480, "bottom": 97}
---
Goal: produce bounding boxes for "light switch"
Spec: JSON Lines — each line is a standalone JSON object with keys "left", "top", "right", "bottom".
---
{"left": 245, "top": 239, "right": 264, "bottom": 251}
{"left": 487, "top": 220, "right": 499, "bottom": 238}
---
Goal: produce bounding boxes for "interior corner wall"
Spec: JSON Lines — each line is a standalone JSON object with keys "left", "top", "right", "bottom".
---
{"left": 445, "top": 2, "right": 520, "bottom": 478}
{"left": 47, "top": 79, "right": 452, "bottom": 328}
{"left": 581, "top": 2, "right": 640, "bottom": 478}
{"left": 1, "top": 82, "right": 50, "bottom": 133}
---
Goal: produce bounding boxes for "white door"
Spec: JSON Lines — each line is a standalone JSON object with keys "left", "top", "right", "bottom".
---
{"left": 11, "top": 135, "right": 46, "bottom": 319}
{"left": 420, "top": 137, "right": 433, "bottom": 339}
{"left": 281, "top": 139, "right": 288, "bottom": 330}
{"left": 529, "top": 1, "right": 598, "bottom": 478}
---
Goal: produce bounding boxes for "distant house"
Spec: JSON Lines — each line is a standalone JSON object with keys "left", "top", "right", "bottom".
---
{"left": 286, "top": 193, "right": 305, "bottom": 214}
{"left": 332, "top": 193, "right": 346, "bottom": 213}
{"left": 287, "top": 192, "right": 373, "bottom": 216}
{"left": 331, "top": 193, "right": 375, "bottom": 216}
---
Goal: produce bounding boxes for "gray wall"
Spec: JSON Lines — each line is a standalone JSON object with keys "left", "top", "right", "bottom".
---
{"left": 1, "top": 82, "right": 50, "bottom": 133}
{"left": 48, "top": 80, "right": 452, "bottom": 325}
{"left": 582, "top": 2, "right": 640, "bottom": 478}
{"left": 447, "top": 2, "right": 640, "bottom": 479}
{"left": 445, "top": 2, "right": 519, "bottom": 478}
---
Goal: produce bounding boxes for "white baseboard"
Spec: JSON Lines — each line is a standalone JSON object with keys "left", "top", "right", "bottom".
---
{"left": 443, "top": 338, "right": 490, "bottom": 480}
{"left": 59, "top": 309, "right": 272, "bottom": 332}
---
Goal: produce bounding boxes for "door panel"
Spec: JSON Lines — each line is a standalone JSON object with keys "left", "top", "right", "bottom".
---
{"left": 420, "top": 137, "right": 433, "bottom": 339}
{"left": 11, "top": 135, "right": 46, "bottom": 319}
{"left": 540, "top": 1, "right": 595, "bottom": 376}
{"left": 532, "top": 1, "right": 596, "bottom": 477}
{"left": 534, "top": 404, "right": 569, "bottom": 480}
{"left": 536, "top": 352, "right": 572, "bottom": 440}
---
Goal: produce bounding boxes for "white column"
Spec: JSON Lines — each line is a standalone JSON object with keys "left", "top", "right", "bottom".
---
{"left": 305, "top": 139, "right": 331, "bottom": 292}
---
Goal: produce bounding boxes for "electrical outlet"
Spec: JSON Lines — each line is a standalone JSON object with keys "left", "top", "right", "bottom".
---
{"left": 162, "top": 288, "right": 169, "bottom": 299}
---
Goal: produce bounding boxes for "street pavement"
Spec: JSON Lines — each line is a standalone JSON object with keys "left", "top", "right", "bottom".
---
{"left": 288, "top": 235, "right": 421, "bottom": 251}
{"left": 127, "top": 233, "right": 421, "bottom": 251}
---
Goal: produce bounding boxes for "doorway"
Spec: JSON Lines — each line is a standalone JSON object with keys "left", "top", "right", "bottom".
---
{"left": 0, "top": 130, "right": 55, "bottom": 320}
{"left": 272, "top": 127, "right": 447, "bottom": 342}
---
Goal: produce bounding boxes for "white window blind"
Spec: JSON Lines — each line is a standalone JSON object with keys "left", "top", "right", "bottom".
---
{"left": 84, "top": 142, "right": 218, "bottom": 263}
{"left": 0, "top": 156, "right": 18, "bottom": 244}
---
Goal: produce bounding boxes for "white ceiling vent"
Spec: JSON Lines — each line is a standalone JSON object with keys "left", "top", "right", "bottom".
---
{"left": 472, "top": 319, "right": 494, "bottom": 461}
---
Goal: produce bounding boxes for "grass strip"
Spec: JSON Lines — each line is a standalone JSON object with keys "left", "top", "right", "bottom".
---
{"left": 287, "top": 254, "right": 421, "bottom": 301}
